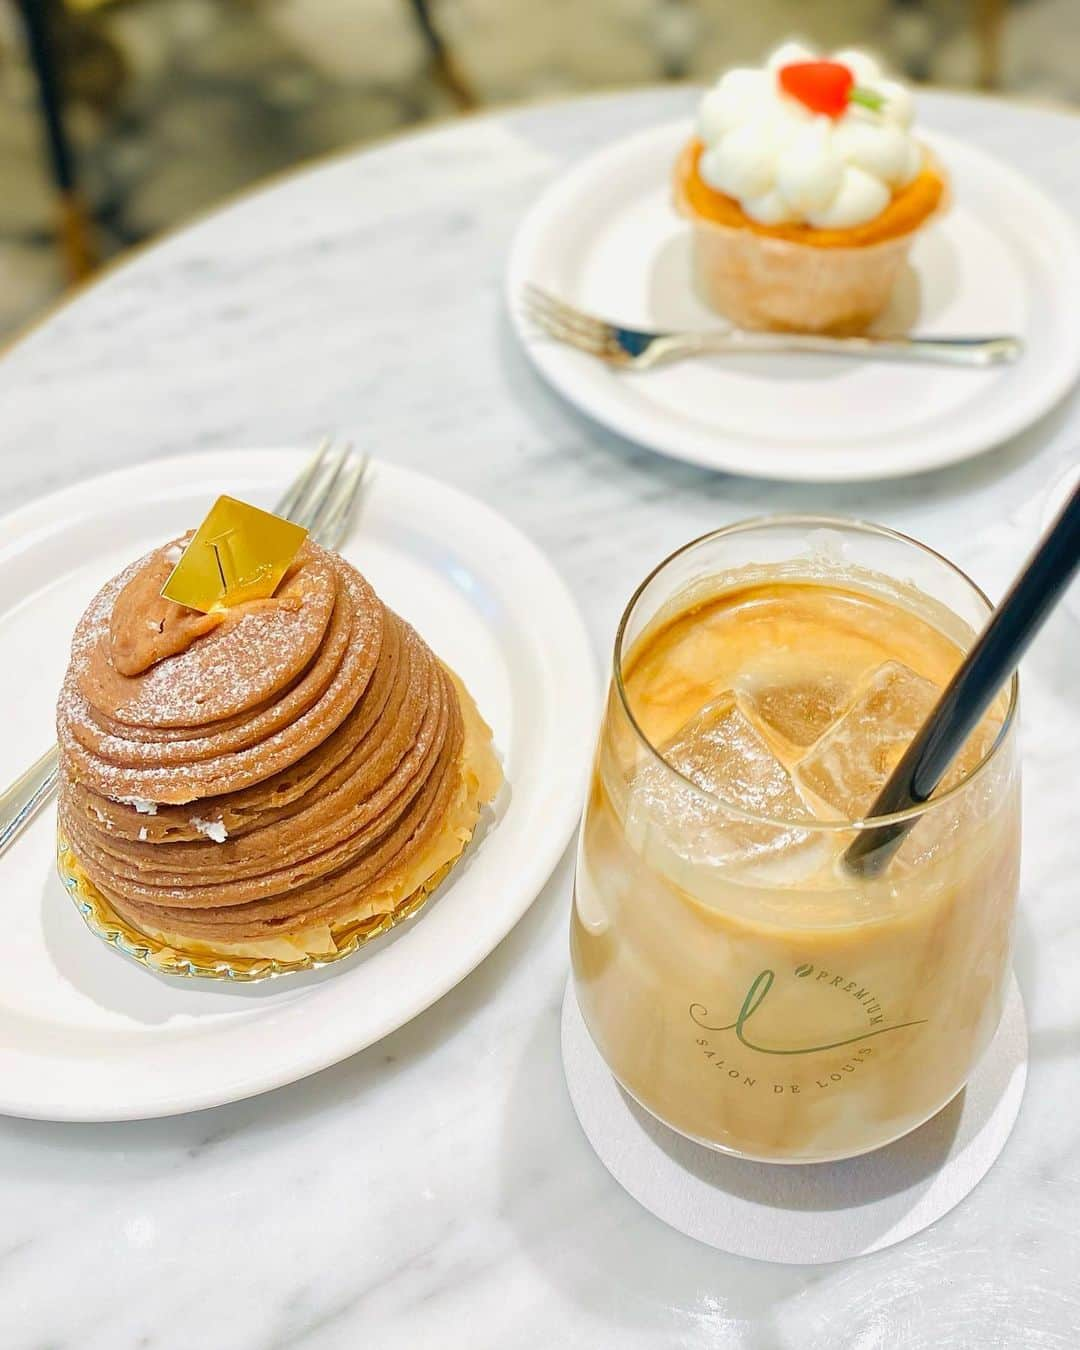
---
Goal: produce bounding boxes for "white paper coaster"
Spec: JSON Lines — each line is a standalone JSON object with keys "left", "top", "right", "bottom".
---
{"left": 562, "top": 977, "right": 1027, "bottom": 1264}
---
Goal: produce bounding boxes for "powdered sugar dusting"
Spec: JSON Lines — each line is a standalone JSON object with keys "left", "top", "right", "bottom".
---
{"left": 57, "top": 554, "right": 379, "bottom": 803}
{"left": 71, "top": 540, "right": 335, "bottom": 731}
{"left": 111, "top": 605, "right": 321, "bottom": 727}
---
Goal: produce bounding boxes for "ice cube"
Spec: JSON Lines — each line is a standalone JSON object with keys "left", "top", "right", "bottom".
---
{"left": 627, "top": 695, "right": 830, "bottom": 886}
{"left": 793, "top": 661, "right": 940, "bottom": 820}
{"left": 736, "top": 659, "right": 854, "bottom": 753}
{"left": 665, "top": 695, "right": 811, "bottom": 816}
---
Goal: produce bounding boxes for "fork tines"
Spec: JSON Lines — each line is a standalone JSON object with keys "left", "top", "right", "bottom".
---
{"left": 278, "top": 438, "right": 370, "bottom": 550}
{"left": 521, "top": 284, "right": 624, "bottom": 360}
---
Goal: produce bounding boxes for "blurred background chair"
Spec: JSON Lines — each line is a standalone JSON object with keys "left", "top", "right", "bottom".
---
{"left": 13, "top": 0, "right": 99, "bottom": 281}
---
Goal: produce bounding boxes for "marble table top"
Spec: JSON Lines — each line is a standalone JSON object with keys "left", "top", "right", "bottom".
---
{"left": 1, "top": 86, "right": 1078, "bottom": 1348}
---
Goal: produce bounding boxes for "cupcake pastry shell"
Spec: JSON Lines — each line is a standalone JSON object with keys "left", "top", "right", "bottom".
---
{"left": 674, "top": 143, "right": 948, "bottom": 334}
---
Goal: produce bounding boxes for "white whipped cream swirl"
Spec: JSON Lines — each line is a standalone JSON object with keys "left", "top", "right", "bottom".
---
{"left": 696, "top": 42, "right": 923, "bottom": 229}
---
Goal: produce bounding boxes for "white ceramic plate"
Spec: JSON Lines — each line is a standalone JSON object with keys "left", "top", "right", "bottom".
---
{"left": 0, "top": 451, "right": 598, "bottom": 1121}
{"left": 507, "top": 121, "right": 1080, "bottom": 482}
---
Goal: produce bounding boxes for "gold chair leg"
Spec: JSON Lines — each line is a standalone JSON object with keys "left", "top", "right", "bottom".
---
{"left": 16, "top": 0, "right": 100, "bottom": 285}
{"left": 974, "top": 0, "right": 1007, "bottom": 90}
{"left": 406, "top": 0, "right": 477, "bottom": 111}
{"left": 58, "top": 189, "right": 99, "bottom": 283}
{"left": 431, "top": 46, "right": 477, "bottom": 111}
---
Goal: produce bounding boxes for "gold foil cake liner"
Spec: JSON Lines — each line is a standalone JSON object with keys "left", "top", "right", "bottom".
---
{"left": 56, "top": 833, "right": 467, "bottom": 982}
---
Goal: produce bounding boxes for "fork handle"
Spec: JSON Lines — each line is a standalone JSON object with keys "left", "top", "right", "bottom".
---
{"left": 0, "top": 745, "right": 59, "bottom": 858}
{"left": 687, "top": 331, "right": 1022, "bottom": 368}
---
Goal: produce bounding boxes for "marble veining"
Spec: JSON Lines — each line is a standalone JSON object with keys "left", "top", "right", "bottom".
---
{"left": 0, "top": 88, "right": 1078, "bottom": 1347}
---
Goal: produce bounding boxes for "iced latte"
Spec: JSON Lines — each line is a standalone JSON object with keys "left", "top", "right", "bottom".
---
{"left": 571, "top": 518, "right": 1019, "bottom": 1163}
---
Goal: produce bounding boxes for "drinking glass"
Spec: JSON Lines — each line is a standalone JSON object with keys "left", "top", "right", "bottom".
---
{"left": 570, "top": 516, "right": 1020, "bottom": 1163}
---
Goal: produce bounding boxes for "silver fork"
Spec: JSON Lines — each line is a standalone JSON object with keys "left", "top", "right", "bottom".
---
{"left": 0, "top": 438, "right": 370, "bottom": 858}
{"left": 522, "top": 284, "right": 1022, "bottom": 369}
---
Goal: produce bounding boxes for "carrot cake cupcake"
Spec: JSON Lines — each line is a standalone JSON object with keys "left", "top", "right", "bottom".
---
{"left": 674, "top": 42, "right": 947, "bottom": 333}
{"left": 56, "top": 530, "right": 501, "bottom": 970}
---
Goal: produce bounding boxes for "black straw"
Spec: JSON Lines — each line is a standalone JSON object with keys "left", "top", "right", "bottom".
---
{"left": 844, "top": 479, "right": 1080, "bottom": 876}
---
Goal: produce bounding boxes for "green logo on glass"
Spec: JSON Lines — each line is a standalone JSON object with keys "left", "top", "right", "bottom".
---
{"left": 689, "top": 967, "right": 926, "bottom": 1056}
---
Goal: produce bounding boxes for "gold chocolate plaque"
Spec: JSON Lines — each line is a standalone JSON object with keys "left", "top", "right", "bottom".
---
{"left": 161, "top": 496, "right": 308, "bottom": 613}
